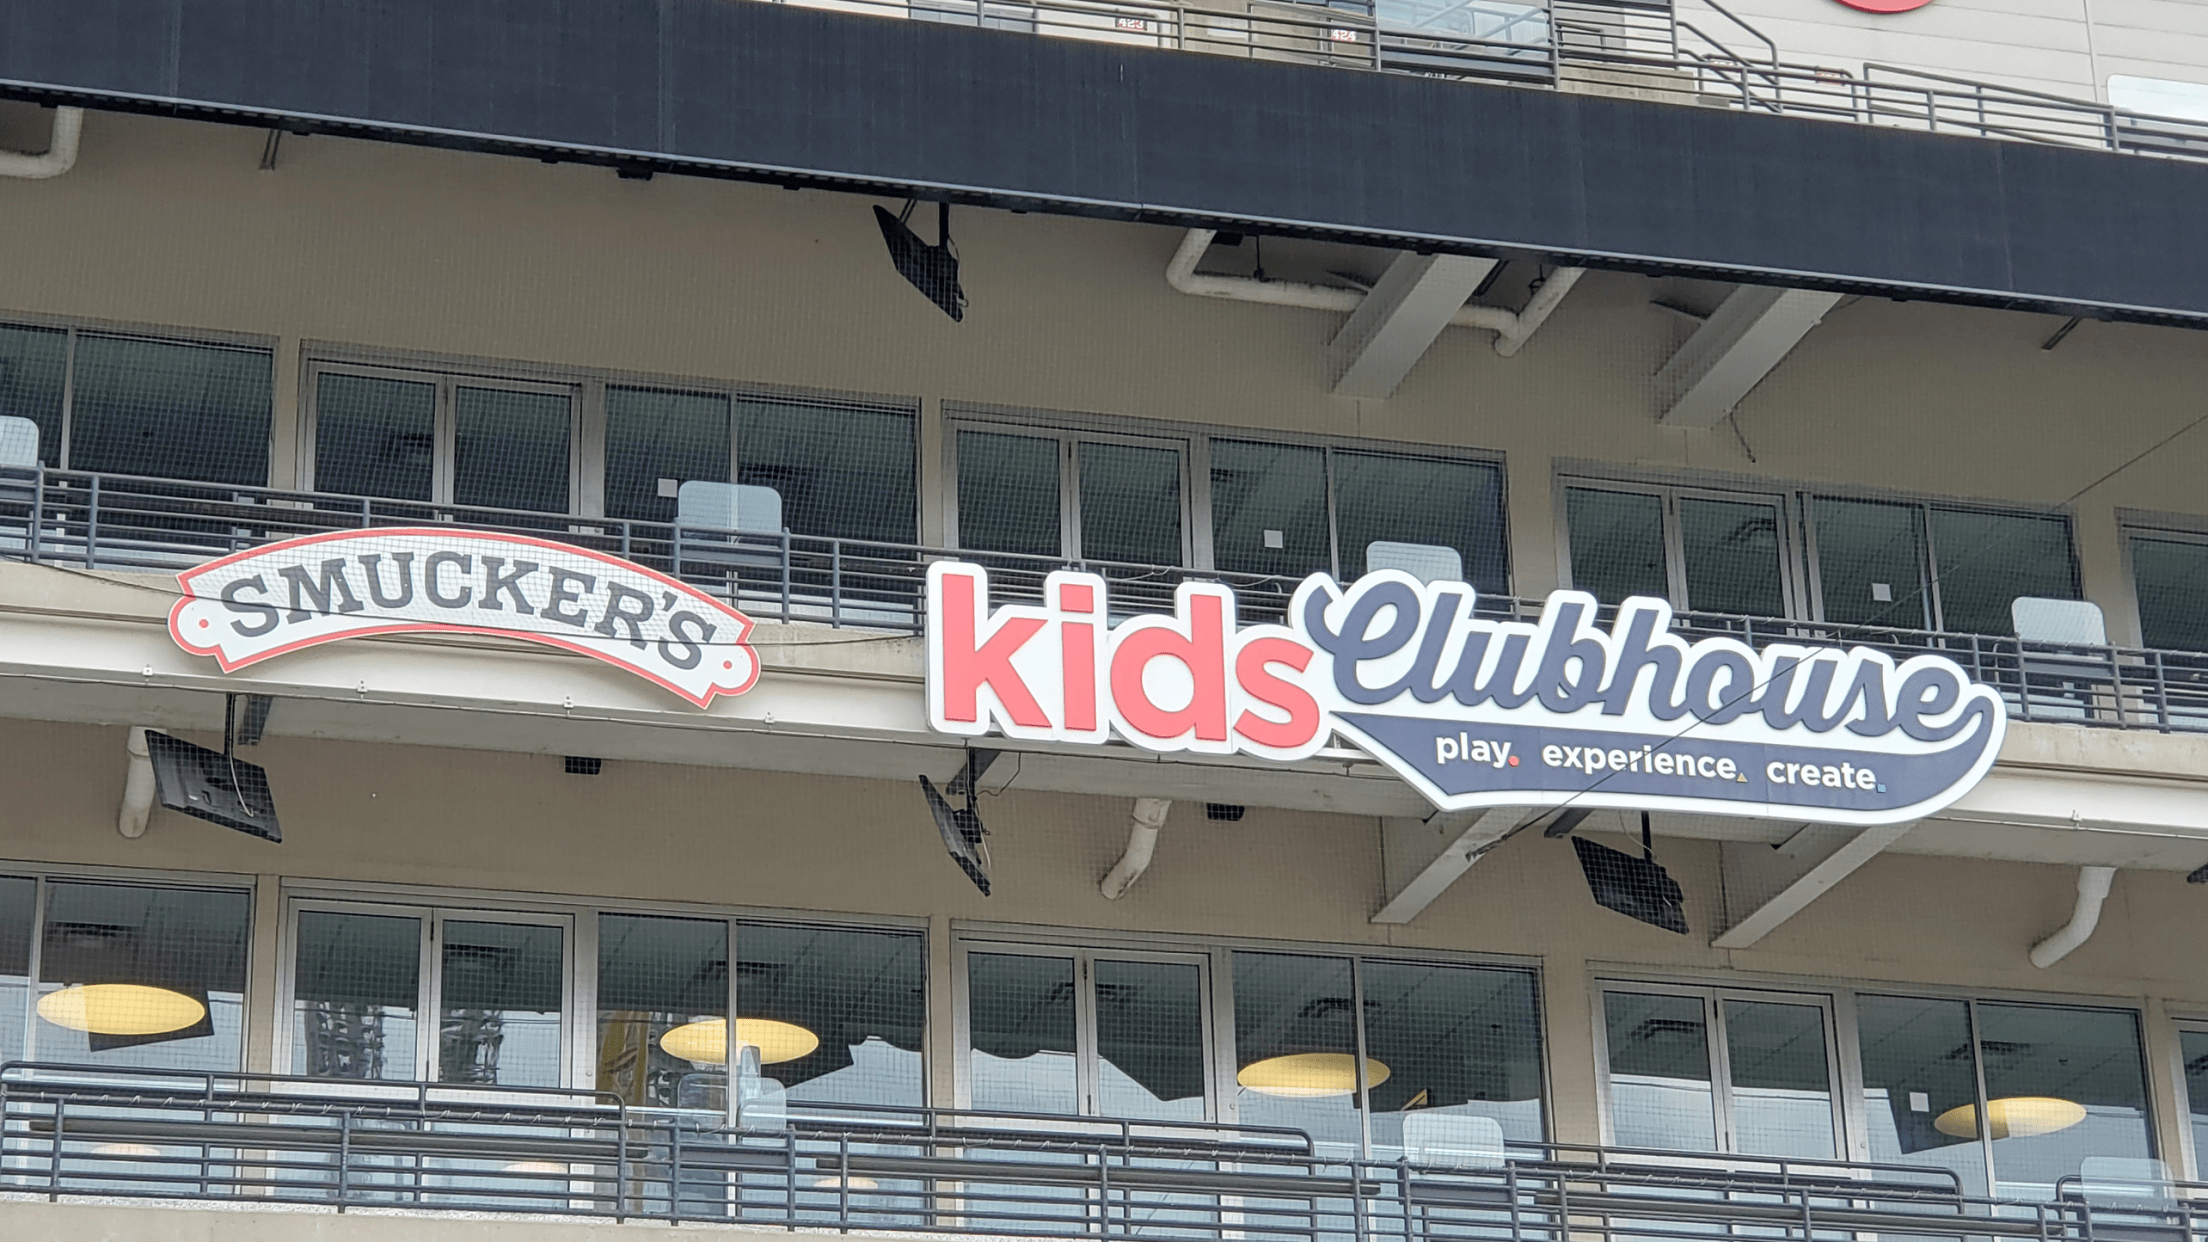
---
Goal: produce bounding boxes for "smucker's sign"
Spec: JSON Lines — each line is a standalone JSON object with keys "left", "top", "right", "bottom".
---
{"left": 926, "top": 563, "right": 2005, "bottom": 825}
{"left": 170, "top": 529, "right": 760, "bottom": 707}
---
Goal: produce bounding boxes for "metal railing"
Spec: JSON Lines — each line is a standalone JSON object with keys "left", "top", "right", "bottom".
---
{"left": 0, "top": 1063, "right": 2189, "bottom": 1237}
{"left": 6, "top": 464, "right": 2208, "bottom": 735}
{"left": 772, "top": 0, "right": 2208, "bottom": 165}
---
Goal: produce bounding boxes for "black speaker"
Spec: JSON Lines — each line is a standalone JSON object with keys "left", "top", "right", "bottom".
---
{"left": 1572, "top": 835, "right": 1686, "bottom": 934}
{"left": 144, "top": 730, "right": 281, "bottom": 842}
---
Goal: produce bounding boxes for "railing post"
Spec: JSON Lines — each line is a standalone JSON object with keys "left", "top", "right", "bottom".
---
{"left": 48, "top": 1100, "right": 64, "bottom": 1200}
{"left": 831, "top": 541, "right": 844, "bottom": 628}
{"left": 780, "top": 532, "right": 793, "bottom": 621}
{"left": 672, "top": 526, "right": 685, "bottom": 582}
{"left": 84, "top": 474, "right": 99, "bottom": 571}
{"left": 337, "top": 1110, "right": 352, "bottom": 1210}
{"left": 29, "top": 468, "right": 44, "bottom": 564}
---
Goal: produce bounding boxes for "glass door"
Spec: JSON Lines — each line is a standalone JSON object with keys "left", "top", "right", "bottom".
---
{"left": 1600, "top": 985, "right": 1840, "bottom": 1160}
{"left": 961, "top": 943, "right": 1211, "bottom": 1122}
{"left": 431, "top": 914, "right": 569, "bottom": 1088}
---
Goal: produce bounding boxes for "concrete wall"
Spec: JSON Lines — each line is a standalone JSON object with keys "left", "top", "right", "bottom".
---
{"left": 0, "top": 108, "right": 2203, "bottom": 647}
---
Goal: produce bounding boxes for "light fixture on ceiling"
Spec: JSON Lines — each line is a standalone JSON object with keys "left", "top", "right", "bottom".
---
{"left": 660, "top": 1017, "right": 821, "bottom": 1066}
{"left": 1236, "top": 1052, "right": 1392, "bottom": 1098}
{"left": 36, "top": 984, "right": 205, "bottom": 1036}
{"left": 1932, "top": 1096, "right": 2087, "bottom": 1140}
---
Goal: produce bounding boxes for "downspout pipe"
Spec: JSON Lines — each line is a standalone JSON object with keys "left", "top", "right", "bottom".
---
{"left": 2029, "top": 865, "right": 2117, "bottom": 968}
{"left": 1166, "top": 228, "right": 1584, "bottom": 356}
{"left": 118, "top": 726, "right": 154, "bottom": 839}
{"left": 0, "top": 107, "right": 84, "bottom": 180}
{"left": 1100, "top": 798, "right": 1173, "bottom": 900}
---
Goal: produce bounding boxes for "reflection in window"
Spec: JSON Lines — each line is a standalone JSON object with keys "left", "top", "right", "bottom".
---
{"left": 1333, "top": 449, "right": 1506, "bottom": 590}
{"left": 2130, "top": 535, "right": 2208, "bottom": 651}
{"left": 969, "top": 951, "right": 1078, "bottom": 1115}
{"left": 604, "top": 387, "right": 731, "bottom": 524}
{"left": 1815, "top": 497, "right": 1929, "bottom": 628}
{"left": 313, "top": 373, "right": 436, "bottom": 502}
{"left": 739, "top": 923, "right": 924, "bottom": 1107}
{"left": 1816, "top": 498, "right": 2078, "bottom": 634}
{"left": 68, "top": 335, "right": 272, "bottom": 486}
{"left": 292, "top": 910, "right": 422, "bottom": 1080}
{"left": 1680, "top": 497, "right": 1785, "bottom": 616}
{"left": 1567, "top": 488, "right": 1667, "bottom": 605}
{"left": 34, "top": 882, "right": 250, "bottom": 1071}
{"left": 738, "top": 398, "right": 916, "bottom": 543}
{"left": 0, "top": 324, "right": 66, "bottom": 466}
{"left": 1079, "top": 442, "right": 1184, "bottom": 565}
{"left": 1364, "top": 960, "right": 1544, "bottom": 1158}
{"left": 1603, "top": 990, "right": 1716, "bottom": 1151}
{"left": 2181, "top": 1030, "right": 2208, "bottom": 1176}
{"left": 1929, "top": 508, "right": 2079, "bottom": 636}
{"left": 1209, "top": 440, "right": 1329, "bottom": 578}
{"left": 1565, "top": 484, "right": 1786, "bottom": 615}
{"left": 958, "top": 431, "right": 1061, "bottom": 558}
{"left": 452, "top": 387, "right": 571, "bottom": 514}
{"left": 437, "top": 921, "right": 564, "bottom": 1088}
{"left": 597, "top": 913, "right": 728, "bottom": 1111}
{"left": 1094, "top": 959, "right": 1206, "bottom": 1122}
{"left": 1975, "top": 1001, "right": 2153, "bottom": 1199}
{"left": 1858, "top": 995, "right": 1985, "bottom": 1185}
{"left": 1232, "top": 952, "right": 1363, "bottom": 1155}
{"left": 1723, "top": 999, "right": 1835, "bottom": 1159}
{"left": 0, "top": 876, "right": 31, "bottom": 1065}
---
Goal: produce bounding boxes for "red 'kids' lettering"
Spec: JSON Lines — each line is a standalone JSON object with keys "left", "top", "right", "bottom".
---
{"left": 1059, "top": 580, "right": 1098, "bottom": 733}
{"left": 1233, "top": 636, "right": 1321, "bottom": 750}
{"left": 1110, "top": 593, "right": 1228, "bottom": 742}
{"left": 939, "top": 573, "right": 1052, "bottom": 728}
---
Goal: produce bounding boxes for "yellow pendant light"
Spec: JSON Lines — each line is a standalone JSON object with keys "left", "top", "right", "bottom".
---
{"left": 37, "top": 984, "right": 204, "bottom": 1037}
{"left": 1933, "top": 1096, "right": 2087, "bottom": 1140}
{"left": 1236, "top": 1052, "right": 1391, "bottom": 1098}
{"left": 659, "top": 1017, "right": 820, "bottom": 1066}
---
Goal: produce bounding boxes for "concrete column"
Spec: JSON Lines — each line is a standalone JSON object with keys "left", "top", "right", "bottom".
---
{"left": 244, "top": 874, "right": 282, "bottom": 1074}
{"left": 266, "top": 336, "right": 302, "bottom": 490}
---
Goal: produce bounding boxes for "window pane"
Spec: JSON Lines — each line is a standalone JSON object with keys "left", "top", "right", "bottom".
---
{"left": 69, "top": 335, "right": 271, "bottom": 485}
{"left": 1567, "top": 488, "right": 1667, "bottom": 604}
{"left": 1976, "top": 1002, "right": 2152, "bottom": 1200}
{"left": 738, "top": 398, "right": 915, "bottom": 542}
{"left": 1232, "top": 951, "right": 1362, "bottom": 1156}
{"left": 1931, "top": 508, "right": 2077, "bottom": 635}
{"left": 1680, "top": 497, "right": 1786, "bottom": 616}
{"left": 2132, "top": 537, "right": 2208, "bottom": 651}
{"left": 597, "top": 913, "right": 727, "bottom": 1111}
{"left": 313, "top": 373, "right": 434, "bottom": 501}
{"left": 1210, "top": 440, "right": 1330, "bottom": 577}
{"left": 0, "top": 323, "right": 66, "bottom": 466}
{"left": 968, "top": 951, "right": 1077, "bottom": 1114}
{"left": 1094, "top": 958, "right": 1207, "bottom": 1122}
{"left": 605, "top": 387, "right": 729, "bottom": 523}
{"left": 35, "top": 882, "right": 250, "bottom": 1071}
{"left": 1078, "top": 441, "right": 1183, "bottom": 565}
{"left": 1856, "top": 995, "right": 1986, "bottom": 1188}
{"left": 1723, "top": 999, "right": 1834, "bottom": 1159}
{"left": 1334, "top": 450, "right": 1507, "bottom": 591}
{"left": 453, "top": 387, "right": 571, "bottom": 513}
{"left": 1603, "top": 990, "right": 1716, "bottom": 1151}
{"left": 1365, "top": 962, "right": 1545, "bottom": 1160}
{"left": 0, "top": 876, "right": 32, "bottom": 1067}
{"left": 438, "top": 921, "right": 564, "bottom": 1088}
{"left": 958, "top": 430, "right": 1060, "bottom": 557}
{"left": 741, "top": 924, "right": 924, "bottom": 1107}
{"left": 1814, "top": 497, "right": 1929, "bottom": 628}
{"left": 2181, "top": 1030, "right": 2208, "bottom": 1175}
{"left": 292, "top": 910, "right": 422, "bottom": 1080}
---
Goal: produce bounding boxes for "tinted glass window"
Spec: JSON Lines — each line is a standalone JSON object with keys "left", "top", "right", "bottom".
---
{"left": 1930, "top": 508, "right": 2077, "bottom": 635}
{"left": 35, "top": 882, "right": 250, "bottom": 1071}
{"left": 1078, "top": 441, "right": 1182, "bottom": 565}
{"left": 597, "top": 913, "right": 728, "bottom": 1111}
{"left": 313, "top": 373, "right": 435, "bottom": 501}
{"left": 1603, "top": 990, "right": 1717, "bottom": 1151}
{"left": 739, "top": 924, "right": 924, "bottom": 1107}
{"left": 968, "top": 951, "right": 1077, "bottom": 1114}
{"left": 1210, "top": 439, "right": 1330, "bottom": 577}
{"left": 1814, "top": 497, "right": 1929, "bottom": 628}
{"left": 69, "top": 335, "right": 271, "bottom": 485}
{"left": 738, "top": 398, "right": 915, "bottom": 543}
{"left": 1856, "top": 995, "right": 1988, "bottom": 1188}
{"left": 0, "top": 876, "right": 32, "bottom": 1066}
{"left": 1364, "top": 961, "right": 1544, "bottom": 1156}
{"left": 1094, "top": 958, "right": 1207, "bottom": 1122}
{"left": 1334, "top": 450, "right": 1506, "bottom": 590}
{"left": 0, "top": 324, "right": 66, "bottom": 466}
{"left": 1567, "top": 487, "right": 1667, "bottom": 604}
{"left": 452, "top": 387, "right": 571, "bottom": 513}
{"left": 1723, "top": 999, "right": 1835, "bottom": 1159}
{"left": 437, "top": 920, "right": 564, "bottom": 1088}
{"left": 606, "top": 387, "right": 730, "bottom": 524}
{"left": 292, "top": 909, "right": 422, "bottom": 1080}
{"left": 1975, "top": 1002, "right": 2153, "bottom": 1200}
{"left": 957, "top": 430, "right": 1060, "bottom": 557}
{"left": 1233, "top": 951, "right": 1363, "bottom": 1156}
{"left": 1680, "top": 496, "right": 1786, "bottom": 616}
{"left": 2133, "top": 535, "right": 2208, "bottom": 651}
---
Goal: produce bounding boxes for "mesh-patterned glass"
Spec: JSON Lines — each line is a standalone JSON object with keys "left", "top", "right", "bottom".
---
{"left": 1232, "top": 951, "right": 1362, "bottom": 1154}
{"left": 968, "top": 950, "right": 1077, "bottom": 1114}
{"left": 437, "top": 920, "right": 564, "bottom": 1087}
{"left": 737, "top": 397, "right": 915, "bottom": 542}
{"left": 1334, "top": 450, "right": 1506, "bottom": 590}
{"left": 597, "top": 912, "right": 727, "bottom": 1111}
{"left": 313, "top": 372, "right": 436, "bottom": 501}
{"left": 292, "top": 909, "right": 422, "bottom": 1080}
{"left": 1679, "top": 496, "right": 1786, "bottom": 616}
{"left": 1930, "top": 508, "right": 2078, "bottom": 635}
{"left": 1077, "top": 441, "right": 1183, "bottom": 565}
{"left": 1976, "top": 1002, "right": 2152, "bottom": 1199}
{"left": 1603, "top": 990, "right": 1716, "bottom": 1151}
{"left": 0, "top": 875, "right": 31, "bottom": 1067}
{"left": 1567, "top": 487, "right": 1667, "bottom": 604}
{"left": 1364, "top": 961, "right": 1544, "bottom": 1158}
{"left": 1094, "top": 958, "right": 1207, "bottom": 1121}
{"left": 1856, "top": 995, "right": 1986, "bottom": 1188}
{"left": 738, "top": 923, "right": 924, "bottom": 1106}
{"left": 452, "top": 386, "right": 572, "bottom": 513}
{"left": 958, "top": 429, "right": 1060, "bottom": 556}
{"left": 605, "top": 387, "right": 731, "bottom": 524}
{"left": 1209, "top": 439, "right": 1330, "bottom": 577}
{"left": 68, "top": 334, "right": 272, "bottom": 485}
{"left": 2131, "top": 535, "right": 2208, "bottom": 651}
{"left": 1722, "top": 999, "right": 1835, "bottom": 1159}
{"left": 0, "top": 323, "right": 65, "bottom": 466}
{"left": 34, "top": 881, "right": 250, "bottom": 1070}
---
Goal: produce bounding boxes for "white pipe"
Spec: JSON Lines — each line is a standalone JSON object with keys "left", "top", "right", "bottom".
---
{"left": 0, "top": 107, "right": 84, "bottom": 180}
{"left": 117, "top": 726, "right": 154, "bottom": 839}
{"left": 1100, "top": 798, "right": 1173, "bottom": 901}
{"left": 2029, "top": 865, "right": 2116, "bottom": 968}
{"left": 1165, "top": 228, "right": 1584, "bottom": 356}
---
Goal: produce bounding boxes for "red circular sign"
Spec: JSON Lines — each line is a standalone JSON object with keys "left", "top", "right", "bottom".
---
{"left": 1834, "top": 0, "right": 1932, "bottom": 11}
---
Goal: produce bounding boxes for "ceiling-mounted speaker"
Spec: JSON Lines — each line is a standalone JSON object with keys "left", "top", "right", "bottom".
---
{"left": 874, "top": 201, "right": 966, "bottom": 322}
{"left": 143, "top": 730, "right": 281, "bottom": 842}
{"left": 1571, "top": 817, "right": 1685, "bottom": 934}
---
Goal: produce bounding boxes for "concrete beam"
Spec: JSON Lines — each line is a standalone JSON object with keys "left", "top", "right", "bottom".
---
{"left": 1712, "top": 820, "right": 1915, "bottom": 948}
{"left": 1372, "top": 807, "right": 1519, "bottom": 924}
{"left": 1655, "top": 285, "right": 1844, "bottom": 428}
{"left": 1329, "top": 252, "right": 1499, "bottom": 399}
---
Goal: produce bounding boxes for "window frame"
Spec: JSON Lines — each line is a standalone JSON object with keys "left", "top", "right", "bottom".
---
{"left": 300, "top": 360, "right": 584, "bottom": 516}
{"left": 944, "top": 418, "right": 1196, "bottom": 566}
{"left": 1802, "top": 495, "right": 2082, "bottom": 634}
{"left": 2119, "top": 516, "right": 2208, "bottom": 651}
{"left": 1556, "top": 476, "right": 1803, "bottom": 617}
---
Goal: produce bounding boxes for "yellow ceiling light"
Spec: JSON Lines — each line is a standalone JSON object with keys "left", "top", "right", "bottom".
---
{"left": 37, "top": 984, "right": 204, "bottom": 1037}
{"left": 1933, "top": 1096, "right": 2087, "bottom": 1140}
{"left": 1236, "top": 1052, "right": 1391, "bottom": 1098}
{"left": 659, "top": 1017, "right": 820, "bottom": 1066}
